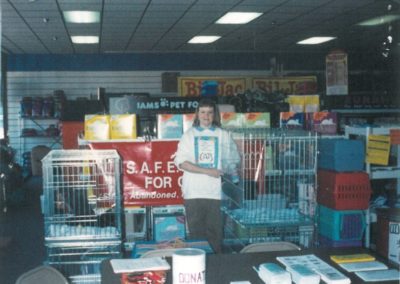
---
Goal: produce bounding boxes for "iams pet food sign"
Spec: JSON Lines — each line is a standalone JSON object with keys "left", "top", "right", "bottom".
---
{"left": 109, "top": 96, "right": 200, "bottom": 115}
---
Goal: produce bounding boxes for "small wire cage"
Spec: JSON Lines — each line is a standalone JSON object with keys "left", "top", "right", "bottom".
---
{"left": 222, "top": 128, "right": 318, "bottom": 247}
{"left": 42, "top": 149, "right": 122, "bottom": 283}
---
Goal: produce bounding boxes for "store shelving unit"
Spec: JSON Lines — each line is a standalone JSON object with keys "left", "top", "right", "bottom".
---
{"left": 345, "top": 125, "right": 400, "bottom": 191}
{"left": 333, "top": 109, "right": 400, "bottom": 133}
{"left": 345, "top": 125, "right": 400, "bottom": 248}
{"left": 222, "top": 128, "right": 318, "bottom": 251}
{"left": 19, "top": 116, "right": 62, "bottom": 159}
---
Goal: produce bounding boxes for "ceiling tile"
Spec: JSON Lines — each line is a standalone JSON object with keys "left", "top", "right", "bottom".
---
{"left": 2, "top": 0, "right": 399, "bottom": 54}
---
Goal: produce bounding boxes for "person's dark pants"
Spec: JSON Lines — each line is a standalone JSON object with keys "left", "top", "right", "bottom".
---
{"left": 184, "top": 199, "right": 223, "bottom": 253}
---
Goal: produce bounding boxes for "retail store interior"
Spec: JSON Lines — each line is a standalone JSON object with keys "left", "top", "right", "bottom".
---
{"left": 1, "top": 0, "right": 400, "bottom": 283}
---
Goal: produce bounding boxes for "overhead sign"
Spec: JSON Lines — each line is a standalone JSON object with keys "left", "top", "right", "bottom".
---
{"left": 252, "top": 76, "right": 317, "bottom": 95}
{"left": 178, "top": 77, "right": 247, "bottom": 96}
{"left": 109, "top": 96, "right": 201, "bottom": 115}
{"left": 89, "top": 140, "right": 184, "bottom": 207}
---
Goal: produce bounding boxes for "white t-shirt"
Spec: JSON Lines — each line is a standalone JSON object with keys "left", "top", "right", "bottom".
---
{"left": 174, "top": 126, "right": 240, "bottom": 200}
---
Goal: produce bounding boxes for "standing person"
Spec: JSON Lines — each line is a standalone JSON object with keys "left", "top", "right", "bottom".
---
{"left": 174, "top": 98, "right": 240, "bottom": 253}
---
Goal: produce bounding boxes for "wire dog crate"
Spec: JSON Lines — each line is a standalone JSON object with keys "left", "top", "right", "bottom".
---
{"left": 42, "top": 149, "right": 122, "bottom": 283}
{"left": 222, "top": 128, "right": 318, "bottom": 249}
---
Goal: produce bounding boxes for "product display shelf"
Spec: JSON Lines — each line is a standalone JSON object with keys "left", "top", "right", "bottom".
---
{"left": 333, "top": 109, "right": 400, "bottom": 133}
{"left": 344, "top": 125, "right": 400, "bottom": 249}
{"left": 344, "top": 125, "right": 400, "bottom": 188}
{"left": 19, "top": 116, "right": 62, "bottom": 157}
{"left": 222, "top": 128, "right": 318, "bottom": 251}
{"left": 20, "top": 116, "right": 60, "bottom": 135}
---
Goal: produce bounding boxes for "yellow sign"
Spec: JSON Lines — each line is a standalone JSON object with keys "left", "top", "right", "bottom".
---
{"left": 252, "top": 76, "right": 317, "bottom": 95}
{"left": 366, "top": 135, "right": 391, "bottom": 165}
{"left": 178, "top": 77, "right": 247, "bottom": 96}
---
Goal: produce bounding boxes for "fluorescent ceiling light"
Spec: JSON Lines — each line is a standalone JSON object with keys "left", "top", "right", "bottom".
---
{"left": 357, "top": 15, "right": 400, "bottom": 26}
{"left": 216, "top": 12, "right": 263, "bottom": 24}
{"left": 71, "top": 36, "right": 99, "bottom": 44}
{"left": 297, "top": 37, "right": 336, "bottom": 45}
{"left": 188, "top": 36, "right": 221, "bottom": 44}
{"left": 63, "top": 11, "right": 100, "bottom": 23}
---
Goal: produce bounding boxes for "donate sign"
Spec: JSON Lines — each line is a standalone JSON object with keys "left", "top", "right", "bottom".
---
{"left": 90, "top": 140, "right": 183, "bottom": 207}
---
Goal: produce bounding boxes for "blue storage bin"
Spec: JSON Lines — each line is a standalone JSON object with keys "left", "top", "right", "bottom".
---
{"left": 318, "top": 138, "right": 365, "bottom": 172}
{"left": 317, "top": 205, "right": 366, "bottom": 241}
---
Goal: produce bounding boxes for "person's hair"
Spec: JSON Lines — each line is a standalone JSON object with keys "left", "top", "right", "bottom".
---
{"left": 192, "top": 98, "right": 221, "bottom": 127}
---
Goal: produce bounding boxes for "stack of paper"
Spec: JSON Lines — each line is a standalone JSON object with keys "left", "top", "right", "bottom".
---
{"left": 338, "top": 261, "right": 388, "bottom": 272}
{"left": 355, "top": 269, "right": 400, "bottom": 282}
{"left": 277, "top": 254, "right": 350, "bottom": 284}
{"left": 329, "top": 253, "right": 399, "bottom": 282}
{"left": 110, "top": 257, "right": 171, "bottom": 274}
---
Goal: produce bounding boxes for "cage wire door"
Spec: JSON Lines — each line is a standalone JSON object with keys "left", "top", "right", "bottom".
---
{"left": 222, "top": 128, "right": 317, "bottom": 249}
{"left": 42, "top": 149, "right": 122, "bottom": 283}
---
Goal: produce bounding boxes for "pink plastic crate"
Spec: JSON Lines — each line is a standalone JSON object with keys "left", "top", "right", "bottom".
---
{"left": 317, "top": 170, "right": 371, "bottom": 210}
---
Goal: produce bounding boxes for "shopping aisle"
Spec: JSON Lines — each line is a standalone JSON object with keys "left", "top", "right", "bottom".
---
{"left": 0, "top": 176, "right": 46, "bottom": 284}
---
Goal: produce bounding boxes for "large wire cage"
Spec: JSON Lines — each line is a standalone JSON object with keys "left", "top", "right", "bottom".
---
{"left": 221, "top": 128, "right": 318, "bottom": 248}
{"left": 42, "top": 149, "right": 122, "bottom": 283}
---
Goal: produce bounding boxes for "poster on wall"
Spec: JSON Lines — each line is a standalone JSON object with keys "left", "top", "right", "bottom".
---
{"left": 326, "top": 50, "right": 348, "bottom": 96}
{"left": 178, "top": 77, "right": 247, "bottom": 96}
{"left": 251, "top": 76, "right": 317, "bottom": 95}
{"left": 89, "top": 140, "right": 184, "bottom": 207}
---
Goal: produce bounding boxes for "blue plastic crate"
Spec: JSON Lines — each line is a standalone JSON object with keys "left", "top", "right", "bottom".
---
{"left": 318, "top": 138, "right": 365, "bottom": 172}
{"left": 317, "top": 205, "right": 366, "bottom": 241}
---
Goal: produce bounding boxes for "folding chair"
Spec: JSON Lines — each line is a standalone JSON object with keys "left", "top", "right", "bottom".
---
{"left": 15, "top": 265, "right": 68, "bottom": 284}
